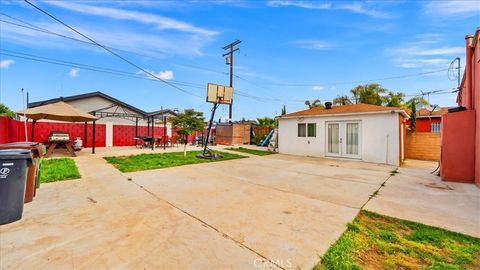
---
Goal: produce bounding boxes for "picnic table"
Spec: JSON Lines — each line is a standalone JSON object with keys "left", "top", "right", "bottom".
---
{"left": 44, "top": 131, "right": 76, "bottom": 157}
{"left": 45, "top": 141, "right": 76, "bottom": 157}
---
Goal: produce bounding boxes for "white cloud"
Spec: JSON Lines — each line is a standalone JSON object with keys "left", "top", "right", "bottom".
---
{"left": 312, "top": 85, "right": 324, "bottom": 91}
{"left": 0, "top": 19, "right": 212, "bottom": 57}
{"left": 45, "top": 1, "right": 218, "bottom": 36}
{"left": 424, "top": 0, "right": 480, "bottom": 17}
{"left": 0, "top": 59, "right": 14, "bottom": 69}
{"left": 268, "top": 0, "right": 331, "bottom": 9}
{"left": 293, "top": 40, "right": 332, "bottom": 50}
{"left": 69, "top": 68, "right": 79, "bottom": 77}
{"left": 390, "top": 46, "right": 464, "bottom": 56}
{"left": 267, "top": 0, "right": 395, "bottom": 19}
{"left": 385, "top": 34, "right": 464, "bottom": 69}
{"left": 337, "top": 2, "right": 394, "bottom": 19}
{"left": 137, "top": 69, "right": 174, "bottom": 80}
{"left": 393, "top": 58, "right": 451, "bottom": 69}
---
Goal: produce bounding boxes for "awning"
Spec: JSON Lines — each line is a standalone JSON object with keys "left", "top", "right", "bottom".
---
{"left": 16, "top": 101, "right": 97, "bottom": 122}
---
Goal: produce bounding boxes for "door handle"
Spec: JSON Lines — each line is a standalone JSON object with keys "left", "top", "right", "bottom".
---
{"left": 339, "top": 138, "right": 342, "bottom": 143}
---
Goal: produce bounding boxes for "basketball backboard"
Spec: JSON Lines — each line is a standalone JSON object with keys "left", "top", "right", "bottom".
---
{"left": 207, "top": 83, "right": 233, "bottom": 104}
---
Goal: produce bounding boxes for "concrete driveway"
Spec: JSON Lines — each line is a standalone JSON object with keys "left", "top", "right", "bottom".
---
{"left": 1, "top": 147, "right": 477, "bottom": 269}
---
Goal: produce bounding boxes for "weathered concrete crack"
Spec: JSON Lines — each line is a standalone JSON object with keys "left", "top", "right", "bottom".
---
{"left": 129, "top": 180, "right": 286, "bottom": 270}
{"left": 359, "top": 171, "right": 395, "bottom": 210}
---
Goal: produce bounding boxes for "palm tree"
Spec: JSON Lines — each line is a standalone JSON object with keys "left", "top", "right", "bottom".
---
{"left": 332, "top": 95, "right": 352, "bottom": 106}
{"left": 304, "top": 99, "right": 322, "bottom": 109}
{"left": 349, "top": 84, "right": 386, "bottom": 105}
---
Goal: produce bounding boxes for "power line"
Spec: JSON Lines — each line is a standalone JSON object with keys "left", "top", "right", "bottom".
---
{"left": 0, "top": 13, "right": 461, "bottom": 91}
{"left": 2, "top": 48, "right": 458, "bottom": 107}
{"left": 23, "top": 0, "right": 202, "bottom": 98}
{"left": 0, "top": 49, "right": 298, "bottom": 105}
{"left": 0, "top": 13, "right": 229, "bottom": 76}
{"left": 2, "top": 7, "right": 460, "bottom": 106}
{"left": 0, "top": 49, "right": 205, "bottom": 88}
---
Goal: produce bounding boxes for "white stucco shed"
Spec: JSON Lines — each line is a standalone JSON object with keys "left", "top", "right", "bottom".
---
{"left": 278, "top": 103, "right": 408, "bottom": 166}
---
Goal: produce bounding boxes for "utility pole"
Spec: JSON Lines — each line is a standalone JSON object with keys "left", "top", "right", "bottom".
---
{"left": 222, "top": 40, "right": 241, "bottom": 120}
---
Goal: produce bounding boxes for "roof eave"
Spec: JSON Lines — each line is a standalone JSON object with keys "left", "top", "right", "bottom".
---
{"left": 279, "top": 110, "right": 409, "bottom": 119}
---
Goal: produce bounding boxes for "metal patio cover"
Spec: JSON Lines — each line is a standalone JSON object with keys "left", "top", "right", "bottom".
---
{"left": 16, "top": 101, "right": 97, "bottom": 122}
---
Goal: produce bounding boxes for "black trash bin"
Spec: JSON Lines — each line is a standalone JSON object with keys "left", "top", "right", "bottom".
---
{"left": 0, "top": 149, "right": 32, "bottom": 225}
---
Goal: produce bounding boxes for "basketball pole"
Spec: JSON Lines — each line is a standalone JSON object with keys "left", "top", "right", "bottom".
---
{"left": 202, "top": 102, "right": 219, "bottom": 156}
{"left": 222, "top": 40, "right": 241, "bottom": 120}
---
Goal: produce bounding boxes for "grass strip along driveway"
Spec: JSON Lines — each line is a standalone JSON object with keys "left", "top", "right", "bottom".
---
{"left": 226, "top": 147, "right": 276, "bottom": 156}
{"left": 315, "top": 210, "right": 480, "bottom": 270}
{"left": 39, "top": 158, "right": 81, "bottom": 183}
{"left": 104, "top": 150, "right": 246, "bottom": 173}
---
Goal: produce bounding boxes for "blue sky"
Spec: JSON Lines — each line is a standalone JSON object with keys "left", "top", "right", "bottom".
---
{"left": 0, "top": 0, "right": 479, "bottom": 120}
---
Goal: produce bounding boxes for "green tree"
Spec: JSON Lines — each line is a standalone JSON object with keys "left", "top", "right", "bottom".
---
{"left": 171, "top": 109, "right": 205, "bottom": 157}
{"left": 257, "top": 117, "right": 276, "bottom": 127}
{"left": 384, "top": 91, "right": 405, "bottom": 107}
{"left": 0, "top": 103, "right": 15, "bottom": 118}
{"left": 405, "top": 97, "right": 428, "bottom": 108}
{"left": 305, "top": 99, "right": 323, "bottom": 109}
{"left": 281, "top": 105, "right": 286, "bottom": 115}
{"left": 409, "top": 100, "right": 417, "bottom": 131}
{"left": 350, "top": 83, "right": 386, "bottom": 105}
{"left": 332, "top": 95, "right": 352, "bottom": 106}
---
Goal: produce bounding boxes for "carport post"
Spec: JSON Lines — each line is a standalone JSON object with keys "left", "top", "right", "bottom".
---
{"left": 92, "top": 112, "right": 96, "bottom": 154}
{"left": 151, "top": 116, "right": 155, "bottom": 150}
{"left": 84, "top": 122, "right": 87, "bottom": 148}
{"left": 135, "top": 117, "right": 138, "bottom": 145}
{"left": 163, "top": 116, "right": 167, "bottom": 150}
{"left": 147, "top": 117, "right": 150, "bottom": 136}
{"left": 31, "top": 119, "right": 36, "bottom": 142}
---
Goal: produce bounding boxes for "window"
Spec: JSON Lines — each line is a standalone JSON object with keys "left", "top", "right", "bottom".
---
{"left": 297, "top": 123, "right": 306, "bottom": 137}
{"left": 307, "top": 123, "right": 316, "bottom": 137}
{"left": 431, "top": 122, "right": 441, "bottom": 133}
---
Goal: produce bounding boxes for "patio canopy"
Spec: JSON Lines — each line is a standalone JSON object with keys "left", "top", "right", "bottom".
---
{"left": 16, "top": 101, "right": 97, "bottom": 122}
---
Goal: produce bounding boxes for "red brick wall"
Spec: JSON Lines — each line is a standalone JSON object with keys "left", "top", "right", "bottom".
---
{"left": 405, "top": 132, "right": 441, "bottom": 161}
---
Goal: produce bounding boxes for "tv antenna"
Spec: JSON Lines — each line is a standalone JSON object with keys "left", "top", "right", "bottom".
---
{"left": 448, "top": 57, "right": 461, "bottom": 88}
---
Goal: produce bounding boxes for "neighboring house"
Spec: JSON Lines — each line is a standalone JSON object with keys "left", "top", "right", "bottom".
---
{"left": 277, "top": 103, "right": 408, "bottom": 166}
{"left": 27, "top": 91, "right": 177, "bottom": 147}
{"left": 406, "top": 107, "right": 449, "bottom": 133}
{"left": 28, "top": 91, "right": 176, "bottom": 124}
{"left": 441, "top": 28, "right": 480, "bottom": 186}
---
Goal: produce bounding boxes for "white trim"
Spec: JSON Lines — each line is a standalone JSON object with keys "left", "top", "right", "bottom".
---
{"left": 279, "top": 110, "right": 408, "bottom": 119}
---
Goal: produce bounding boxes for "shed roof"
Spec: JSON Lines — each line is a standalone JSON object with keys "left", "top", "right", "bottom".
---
{"left": 279, "top": 103, "right": 407, "bottom": 118}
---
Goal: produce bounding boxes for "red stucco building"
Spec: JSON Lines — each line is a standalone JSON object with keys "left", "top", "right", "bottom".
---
{"left": 441, "top": 28, "right": 480, "bottom": 186}
{"left": 406, "top": 107, "right": 448, "bottom": 133}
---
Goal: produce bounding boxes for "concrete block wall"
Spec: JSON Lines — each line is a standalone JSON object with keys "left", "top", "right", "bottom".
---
{"left": 405, "top": 132, "right": 441, "bottom": 161}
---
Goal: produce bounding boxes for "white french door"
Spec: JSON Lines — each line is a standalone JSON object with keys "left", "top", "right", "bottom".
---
{"left": 326, "top": 121, "right": 361, "bottom": 159}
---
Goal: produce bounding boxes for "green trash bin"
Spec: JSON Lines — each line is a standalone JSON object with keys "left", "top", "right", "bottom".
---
{"left": 0, "top": 149, "right": 32, "bottom": 225}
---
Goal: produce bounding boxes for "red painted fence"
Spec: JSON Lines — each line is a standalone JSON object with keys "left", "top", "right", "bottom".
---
{"left": 1, "top": 116, "right": 207, "bottom": 147}
{"left": 113, "top": 125, "right": 166, "bottom": 146}
{"left": 0, "top": 116, "right": 105, "bottom": 146}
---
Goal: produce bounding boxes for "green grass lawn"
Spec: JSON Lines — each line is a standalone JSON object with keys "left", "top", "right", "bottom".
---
{"left": 104, "top": 150, "right": 247, "bottom": 173}
{"left": 39, "top": 158, "right": 81, "bottom": 183}
{"left": 315, "top": 210, "right": 480, "bottom": 270}
{"left": 226, "top": 147, "right": 276, "bottom": 156}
